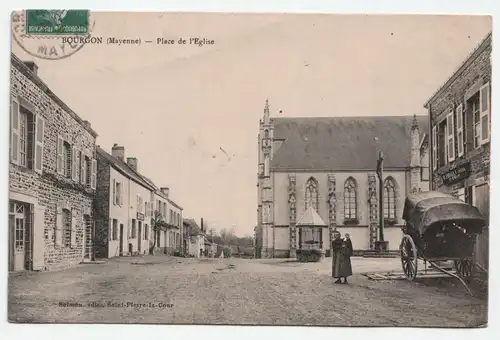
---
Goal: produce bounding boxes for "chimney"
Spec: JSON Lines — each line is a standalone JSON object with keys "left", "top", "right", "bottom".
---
{"left": 111, "top": 143, "right": 125, "bottom": 161}
{"left": 82, "top": 120, "right": 91, "bottom": 129}
{"left": 24, "top": 61, "right": 38, "bottom": 75}
{"left": 127, "top": 157, "right": 138, "bottom": 171}
{"left": 160, "top": 187, "right": 170, "bottom": 198}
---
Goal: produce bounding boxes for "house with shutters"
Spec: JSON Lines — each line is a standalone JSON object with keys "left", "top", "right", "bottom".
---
{"left": 255, "top": 100, "right": 430, "bottom": 258}
{"left": 425, "top": 31, "right": 491, "bottom": 270}
{"left": 94, "top": 144, "right": 156, "bottom": 257}
{"left": 9, "top": 54, "right": 98, "bottom": 272}
{"left": 149, "top": 185, "right": 184, "bottom": 256}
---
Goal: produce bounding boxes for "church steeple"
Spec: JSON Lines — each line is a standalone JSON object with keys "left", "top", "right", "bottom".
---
{"left": 263, "top": 98, "right": 270, "bottom": 125}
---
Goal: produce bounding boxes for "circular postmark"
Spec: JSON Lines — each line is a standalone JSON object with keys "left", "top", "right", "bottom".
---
{"left": 12, "top": 10, "right": 95, "bottom": 60}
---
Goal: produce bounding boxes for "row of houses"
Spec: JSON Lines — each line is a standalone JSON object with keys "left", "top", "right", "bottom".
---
{"left": 255, "top": 31, "right": 491, "bottom": 258}
{"left": 8, "top": 53, "right": 193, "bottom": 272}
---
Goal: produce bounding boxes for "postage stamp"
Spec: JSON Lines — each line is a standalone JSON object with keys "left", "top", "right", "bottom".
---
{"left": 12, "top": 9, "right": 95, "bottom": 60}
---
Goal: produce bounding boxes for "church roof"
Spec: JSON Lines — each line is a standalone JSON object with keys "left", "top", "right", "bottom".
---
{"left": 296, "top": 206, "right": 327, "bottom": 226}
{"left": 270, "top": 115, "right": 429, "bottom": 171}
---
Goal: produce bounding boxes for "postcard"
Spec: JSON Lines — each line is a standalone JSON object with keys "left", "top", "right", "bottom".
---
{"left": 8, "top": 10, "right": 490, "bottom": 326}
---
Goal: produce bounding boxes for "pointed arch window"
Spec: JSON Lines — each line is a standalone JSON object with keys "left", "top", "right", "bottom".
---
{"left": 344, "top": 178, "right": 357, "bottom": 220}
{"left": 264, "top": 129, "right": 269, "bottom": 139}
{"left": 305, "top": 177, "right": 319, "bottom": 211}
{"left": 383, "top": 177, "right": 397, "bottom": 219}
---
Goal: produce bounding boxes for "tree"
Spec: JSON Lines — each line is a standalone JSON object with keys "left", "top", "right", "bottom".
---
{"left": 149, "top": 210, "right": 167, "bottom": 254}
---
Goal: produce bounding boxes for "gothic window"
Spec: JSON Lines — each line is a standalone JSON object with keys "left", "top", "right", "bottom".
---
{"left": 344, "top": 177, "right": 357, "bottom": 220}
{"left": 264, "top": 130, "right": 269, "bottom": 139}
{"left": 305, "top": 177, "right": 319, "bottom": 211}
{"left": 383, "top": 177, "right": 397, "bottom": 219}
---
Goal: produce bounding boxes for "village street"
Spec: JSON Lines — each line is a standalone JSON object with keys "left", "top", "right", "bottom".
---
{"left": 8, "top": 256, "right": 487, "bottom": 326}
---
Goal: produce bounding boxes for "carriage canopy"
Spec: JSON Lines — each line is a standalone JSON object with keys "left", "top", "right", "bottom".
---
{"left": 402, "top": 191, "right": 485, "bottom": 235}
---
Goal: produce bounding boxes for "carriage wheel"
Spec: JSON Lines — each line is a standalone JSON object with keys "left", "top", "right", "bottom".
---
{"left": 454, "top": 259, "right": 473, "bottom": 278}
{"left": 400, "top": 235, "right": 418, "bottom": 281}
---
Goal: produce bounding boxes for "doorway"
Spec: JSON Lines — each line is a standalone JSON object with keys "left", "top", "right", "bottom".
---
{"left": 137, "top": 222, "right": 142, "bottom": 253}
{"left": 9, "top": 201, "right": 31, "bottom": 272}
{"left": 119, "top": 224, "right": 124, "bottom": 255}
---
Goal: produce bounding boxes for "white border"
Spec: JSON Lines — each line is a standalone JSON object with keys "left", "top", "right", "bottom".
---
{"left": 2, "top": 1, "right": 498, "bottom": 340}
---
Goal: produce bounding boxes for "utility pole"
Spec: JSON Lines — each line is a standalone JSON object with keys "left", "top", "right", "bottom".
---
{"left": 376, "top": 151, "right": 385, "bottom": 244}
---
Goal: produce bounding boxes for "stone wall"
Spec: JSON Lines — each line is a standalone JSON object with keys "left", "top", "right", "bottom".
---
{"left": 94, "top": 153, "right": 111, "bottom": 258}
{"left": 10, "top": 56, "right": 97, "bottom": 271}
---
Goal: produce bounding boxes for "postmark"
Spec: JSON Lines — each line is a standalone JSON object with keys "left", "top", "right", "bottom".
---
{"left": 12, "top": 9, "right": 95, "bottom": 60}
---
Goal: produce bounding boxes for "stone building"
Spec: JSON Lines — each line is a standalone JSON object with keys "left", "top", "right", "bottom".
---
{"left": 255, "top": 101, "right": 429, "bottom": 258}
{"left": 95, "top": 145, "right": 156, "bottom": 257}
{"left": 424, "top": 32, "right": 491, "bottom": 269}
{"left": 9, "top": 54, "right": 98, "bottom": 271}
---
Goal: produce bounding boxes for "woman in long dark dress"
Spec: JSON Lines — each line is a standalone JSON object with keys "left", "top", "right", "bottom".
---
{"left": 331, "top": 231, "right": 353, "bottom": 284}
{"left": 342, "top": 233, "right": 354, "bottom": 283}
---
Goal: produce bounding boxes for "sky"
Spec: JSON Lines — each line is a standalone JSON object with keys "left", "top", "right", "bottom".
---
{"left": 11, "top": 13, "right": 491, "bottom": 237}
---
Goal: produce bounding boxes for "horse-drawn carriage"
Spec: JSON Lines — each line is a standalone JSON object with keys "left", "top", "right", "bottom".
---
{"left": 400, "top": 191, "right": 487, "bottom": 295}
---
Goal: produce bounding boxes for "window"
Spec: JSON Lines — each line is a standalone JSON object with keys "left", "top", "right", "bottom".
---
{"left": 116, "top": 182, "right": 122, "bottom": 206}
{"left": 144, "top": 202, "right": 148, "bottom": 217}
{"left": 438, "top": 120, "right": 447, "bottom": 167}
{"left": 131, "top": 219, "right": 137, "bottom": 238}
{"left": 80, "top": 151, "right": 88, "bottom": 185}
{"left": 137, "top": 195, "right": 143, "bottom": 213}
{"left": 112, "top": 219, "right": 118, "bottom": 241}
{"left": 19, "top": 111, "right": 28, "bottom": 166}
{"left": 432, "top": 126, "right": 437, "bottom": 170}
{"left": 479, "top": 83, "right": 491, "bottom": 144}
{"left": 456, "top": 104, "right": 464, "bottom": 157}
{"left": 298, "top": 227, "right": 322, "bottom": 250}
{"left": 456, "top": 188, "right": 465, "bottom": 202}
{"left": 63, "top": 209, "right": 72, "bottom": 247}
{"left": 383, "top": 177, "right": 396, "bottom": 219}
{"left": 10, "top": 202, "right": 28, "bottom": 252}
{"left": 344, "top": 177, "right": 357, "bottom": 220}
{"left": 144, "top": 225, "right": 148, "bottom": 240}
{"left": 10, "top": 100, "right": 44, "bottom": 172}
{"left": 446, "top": 109, "right": 455, "bottom": 162}
{"left": 62, "top": 141, "right": 71, "bottom": 177}
{"left": 264, "top": 129, "right": 269, "bottom": 139}
{"left": 305, "top": 177, "right": 319, "bottom": 211}
{"left": 176, "top": 233, "right": 180, "bottom": 248}
{"left": 471, "top": 94, "right": 481, "bottom": 149}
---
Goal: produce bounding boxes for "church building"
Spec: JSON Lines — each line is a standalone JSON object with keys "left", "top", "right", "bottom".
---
{"left": 255, "top": 101, "right": 429, "bottom": 258}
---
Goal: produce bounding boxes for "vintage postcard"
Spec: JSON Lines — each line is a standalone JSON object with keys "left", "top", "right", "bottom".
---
{"left": 8, "top": 11, "right": 491, "bottom": 326}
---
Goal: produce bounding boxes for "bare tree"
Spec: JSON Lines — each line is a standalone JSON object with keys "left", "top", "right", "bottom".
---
{"left": 149, "top": 210, "right": 167, "bottom": 254}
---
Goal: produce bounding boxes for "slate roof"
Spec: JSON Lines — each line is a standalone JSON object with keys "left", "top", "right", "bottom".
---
{"left": 270, "top": 115, "right": 429, "bottom": 171}
{"left": 97, "top": 147, "right": 155, "bottom": 191}
{"left": 183, "top": 218, "right": 203, "bottom": 236}
{"left": 296, "top": 206, "right": 327, "bottom": 226}
{"left": 141, "top": 175, "right": 183, "bottom": 210}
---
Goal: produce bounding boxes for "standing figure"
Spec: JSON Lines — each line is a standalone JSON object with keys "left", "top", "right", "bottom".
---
{"left": 342, "top": 233, "right": 354, "bottom": 283}
{"left": 331, "top": 231, "right": 353, "bottom": 284}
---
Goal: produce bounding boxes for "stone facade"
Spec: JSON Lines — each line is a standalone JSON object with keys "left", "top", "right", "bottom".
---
{"left": 425, "top": 32, "right": 491, "bottom": 270}
{"left": 9, "top": 54, "right": 98, "bottom": 272}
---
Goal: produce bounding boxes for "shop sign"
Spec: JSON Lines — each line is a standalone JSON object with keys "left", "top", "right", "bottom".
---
{"left": 136, "top": 212, "right": 145, "bottom": 221}
{"left": 441, "top": 161, "right": 471, "bottom": 186}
